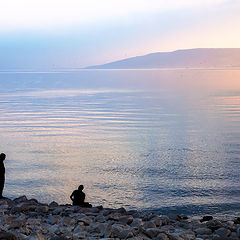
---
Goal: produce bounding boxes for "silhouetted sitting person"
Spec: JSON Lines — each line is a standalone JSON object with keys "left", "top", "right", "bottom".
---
{"left": 0, "top": 153, "right": 6, "bottom": 199}
{"left": 70, "top": 185, "right": 92, "bottom": 208}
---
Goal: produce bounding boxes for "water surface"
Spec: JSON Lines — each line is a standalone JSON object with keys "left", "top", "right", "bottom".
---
{"left": 0, "top": 69, "right": 239, "bottom": 216}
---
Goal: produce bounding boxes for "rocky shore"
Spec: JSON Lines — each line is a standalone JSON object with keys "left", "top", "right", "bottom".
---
{"left": 0, "top": 196, "right": 239, "bottom": 240}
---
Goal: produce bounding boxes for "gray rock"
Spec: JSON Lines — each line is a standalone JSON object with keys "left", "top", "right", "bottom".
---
{"left": 36, "top": 206, "right": 49, "bottom": 214}
{"left": 206, "top": 220, "right": 223, "bottom": 231}
{"left": 161, "top": 216, "right": 170, "bottom": 225}
{"left": 178, "top": 230, "right": 195, "bottom": 240}
{"left": 143, "top": 221, "right": 156, "bottom": 229}
{"left": 168, "top": 214, "right": 182, "bottom": 221}
{"left": 156, "top": 233, "right": 169, "bottom": 240}
{"left": 50, "top": 237, "right": 69, "bottom": 240}
{"left": 152, "top": 216, "right": 162, "bottom": 227}
{"left": 49, "top": 201, "right": 59, "bottom": 208}
{"left": 230, "top": 231, "right": 238, "bottom": 239}
{"left": 119, "top": 215, "right": 134, "bottom": 225}
{"left": 94, "top": 214, "right": 106, "bottom": 223}
{"left": 100, "top": 222, "right": 112, "bottom": 238}
{"left": 46, "top": 215, "right": 62, "bottom": 225}
{"left": 111, "top": 224, "right": 133, "bottom": 238}
{"left": 59, "top": 216, "right": 75, "bottom": 226}
{"left": 86, "top": 223, "right": 105, "bottom": 233}
{"left": 29, "top": 233, "right": 47, "bottom": 240}
{"left": 200, "top": 216, "right": 213, "bottom": 222}
{"left": 26, "top": 218, "right": 41, "bottom": 226}
{"left": 13, "top": 196, "right": 28, "bottom": 203}
{"left": 0, "top": 231, "right": 18, "bottom": 240}
{"left": 167, "top": 233, "right": 184, "bottom": 240}
{"left": 9, "top": 215, "right": 26, "bottom": 229}
{"left": 107, "top": 213, "right": 120, "bottom": 221}
{"left": 145, "top": 228, "right": 162, "bottom": 238}
{"left": 237, "top": 227, "right": 240, "bottom": 238}
{"left": 214, "top": 227, "right": 231, "bottom": 238}
{"left": 11, "top": 202, "right": 32, "bottom": 213}
{"left": 72, "top": 231, "right": 86, "bottom": 239}
{"left": 160, "top": 225, "right": 175, "bottom": 233}
{"left": 131, "top": 218, "right": 144, "bottom": 228}
{"left": 52, "top": 207, "right": 64, "bottom": 215}
{"left": 78, "top": 216, "right": 93, "bottom": 226}
{"left": 194, "top": 227, "right": 212, "bottom": 235}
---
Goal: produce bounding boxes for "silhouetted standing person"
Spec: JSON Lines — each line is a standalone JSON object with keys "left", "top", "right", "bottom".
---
{"left": 70, "top": 185, "right": 92, "bottom": 207}
{"left": 0, "top": 153, "right": 6, "bottom": 198}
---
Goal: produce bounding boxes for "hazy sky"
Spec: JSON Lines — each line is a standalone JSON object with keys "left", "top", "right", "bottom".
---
{"left": 0, "top": 0, "right": 240, "bottom": 69}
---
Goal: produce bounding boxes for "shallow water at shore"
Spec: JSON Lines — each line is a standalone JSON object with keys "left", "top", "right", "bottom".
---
{"left": 0, "top": 69, "right": 240, "bottom": 216}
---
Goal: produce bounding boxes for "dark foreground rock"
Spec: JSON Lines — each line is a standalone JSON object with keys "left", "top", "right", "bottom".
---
{"left": 0, "top": 196, "right": 239, "bottom": 239}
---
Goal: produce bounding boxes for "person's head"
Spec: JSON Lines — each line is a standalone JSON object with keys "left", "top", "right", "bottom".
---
{"left": 0, "top": 153, "right": 6, "bottom": 161}
{"left": 78, "top": 185, "right": 84, "bottom": 191}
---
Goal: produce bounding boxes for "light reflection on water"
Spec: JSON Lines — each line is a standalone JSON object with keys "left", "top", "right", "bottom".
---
{"left": 0, "top": 69, "right": 240, "bottom": 216}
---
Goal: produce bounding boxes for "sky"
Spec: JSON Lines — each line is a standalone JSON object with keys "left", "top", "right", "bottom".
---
{"left": 0, "top": 0, "right": 240, "bottom": 69}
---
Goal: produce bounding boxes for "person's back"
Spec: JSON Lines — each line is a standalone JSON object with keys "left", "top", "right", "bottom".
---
{"left": 70, "top": 184, "right": 92, "bottom": 208}
{"left": 71, "top": 189, "right": 85, "bottom": 206}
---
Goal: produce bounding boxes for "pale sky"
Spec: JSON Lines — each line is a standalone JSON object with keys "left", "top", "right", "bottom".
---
{"left": 0, "top": 0, "right": 240, "bottom": 69}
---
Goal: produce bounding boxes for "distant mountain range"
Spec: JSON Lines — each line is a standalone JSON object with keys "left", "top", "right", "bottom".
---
{"left": 86, "top": 48, "right": 240, "bottom": 69}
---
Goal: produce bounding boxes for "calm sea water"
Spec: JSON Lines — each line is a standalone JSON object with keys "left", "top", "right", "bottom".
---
{"left": 0, "top": 69, "right": 239, "bottom": 216}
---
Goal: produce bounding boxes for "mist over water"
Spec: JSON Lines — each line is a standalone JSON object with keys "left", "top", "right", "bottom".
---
{"left": 0, "top": 69, "right": 239, "bottom": 216}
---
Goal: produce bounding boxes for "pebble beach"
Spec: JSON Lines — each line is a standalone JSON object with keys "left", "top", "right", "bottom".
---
{"left": 0, "top": 196, "right": 239, "bottom": 240}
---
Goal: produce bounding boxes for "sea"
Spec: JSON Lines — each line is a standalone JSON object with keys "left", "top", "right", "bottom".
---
{"left": 0, "top": 69, "right": 239, "bottom": 217}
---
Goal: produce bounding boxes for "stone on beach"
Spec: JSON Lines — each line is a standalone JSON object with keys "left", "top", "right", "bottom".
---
{"left": 0, "top": 196, "right": 239, "bottom": 239}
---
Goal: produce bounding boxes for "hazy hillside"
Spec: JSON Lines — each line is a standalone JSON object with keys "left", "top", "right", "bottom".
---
{"left": 87, "top": 48, "right": 240, "bottom": 69}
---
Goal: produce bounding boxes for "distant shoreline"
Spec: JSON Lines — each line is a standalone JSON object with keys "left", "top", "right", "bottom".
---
{"left": 1, "top": 67, "right": 240, "bottom": 73}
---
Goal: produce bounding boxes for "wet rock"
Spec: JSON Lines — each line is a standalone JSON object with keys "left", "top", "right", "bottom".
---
{"left": 94, "top": 214, "right": 106, "bottom": 223}
{"left": 72, "top": 231, "right": 86, "bottom": 239}
{"left": 168, "top": 214, "right": 182, "bottom": 221}
{"left": 206, "top": 219, "right": 223, "bottom": 231}
{"left": 175, "top": 230, "right": 195, "bottom": 240}
{"left": 36, "top": 206, "right": 49, "bottom": 214}
{"left": 156, "top": 233, "right": 169, "bottom": 240}
{"left": 29, "top": 233, "right": 47, "bottom": 240}
{"left": 52, "top": 207, "right": 64, "bottom": 215}
{"left": 49, "top": 237, "right": 69, "bottom": 240}
{"left": 9, "top": 215, "right": 26, "bottom": 229}
{"left": 86, "top": 223, "right": 105, "bottom": 233}
{"left": 99, "top": 222, "right": 112, "bottom": 238}
{"left": 200, "top": 216, "right": 213, "bottom": 223}
{"left": 111, "top": 224, "right": 133, "bottom": 238}
{"left": 116, "top": 207, "right": 127, "bottom": 214}
{"left": 194, "top": 227, "right": 212, "bottom": 235}
{"left": 49, "top": 201, "right": 58, "bottom": 208}
{"left": 143, "top": 221, "right": 156, "bottom": 229}
{"left": 237, "top": 227, "right": 240, "bottom": 238}
{"left": 152, "top": 216, "right": 162, "bottom": 227}
{"left": 174, "top": 221, "right": 192, "bottom": 230}
{"left": 119, "top": 215, "right": 134, "bottom": 225}
{"left": 214, "top": 227, "right": 231, "bottom": 238}
{"left": 59, "top": 216, "right": 75, "bottom": 226}
{"left": 233, "top": 217, "right": 240, "bottom": 224}
{"left": 161, "top": 216, "right": 170, "bottom": 225}
{"left": 13, "top": 196, "right": 28, "bottom": 203}
{"left": 107, "top": 213, "right": 120, "bottom": 221}
{"left": 167, "top": 233, "right": 184, "bottom": 240}
{"left": 160, "top": 225, "right": 175, "bottom": 233}
{"left": 131, "top": 218, "right": 144, "bottom": 228}
{"left": 78, "top": 216, "right": 93, "bottom": 226}
{"left": 0, "top": 231, "right": 18, "bottom": 240}
{"left": 11, "top": 202, "right": 33, "bottom": 213}
{"left": 46, "top": 215, "right": 62, "bottom": 225}
{"left": 145, "top": 228, "right": 162, "bottom": 238}
{"left": 230, "top": 231, "right": 238, "bottom": 239}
